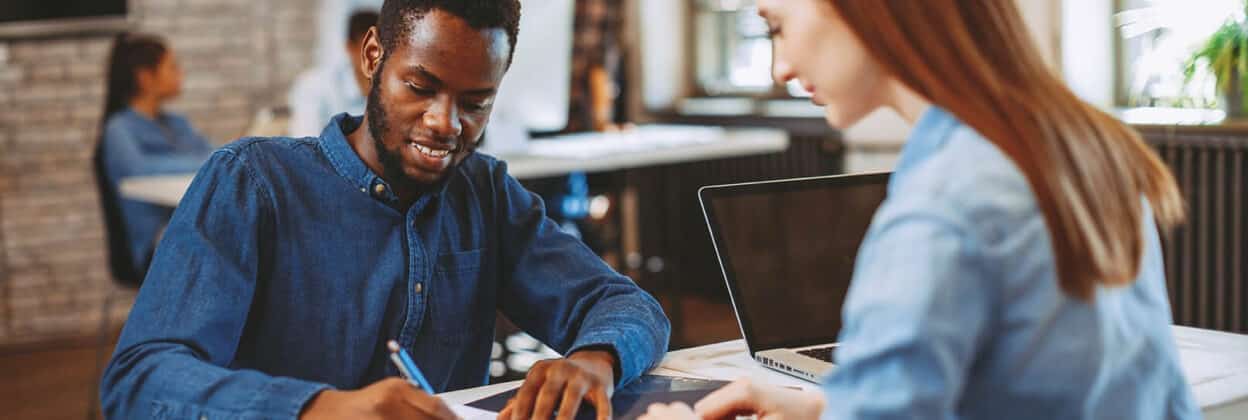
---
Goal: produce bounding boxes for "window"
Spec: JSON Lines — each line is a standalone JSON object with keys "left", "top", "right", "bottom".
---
{"left": 1115, "top": 0, "right": 1244, "bottom": 107}
{"left": 692, "top": 0, "right": 808, "bottom": 97}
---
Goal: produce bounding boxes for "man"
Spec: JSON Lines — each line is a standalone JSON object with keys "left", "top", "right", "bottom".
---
{"left": 287, "top": 9, "right": 377, "bottom": 137}
{"left": 100, "top": 1, "right": 671, "bottom": 419}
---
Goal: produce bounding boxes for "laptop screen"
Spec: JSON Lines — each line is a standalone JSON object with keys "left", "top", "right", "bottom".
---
{"left": 699, "top": 173, "right": 889, "bottom": 353}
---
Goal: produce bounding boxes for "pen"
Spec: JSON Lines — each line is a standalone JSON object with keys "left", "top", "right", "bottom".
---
{"left": 388, "top": 339, "right": 435, "bottom": 392}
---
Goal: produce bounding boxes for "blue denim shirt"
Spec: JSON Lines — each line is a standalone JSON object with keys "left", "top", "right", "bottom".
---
{"left": 101, "top": 114, "right": 671, "bottom": 419}
{"left": 100, "top": 109, "right": 215, "bottom": 271}
{"left": 821, "top": 107, "right": 1199, "bottom": 419}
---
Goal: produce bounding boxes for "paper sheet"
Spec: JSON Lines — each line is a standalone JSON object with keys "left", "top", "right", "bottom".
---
{"left": 453, "top": 404, "right": 497, "bottom": 420}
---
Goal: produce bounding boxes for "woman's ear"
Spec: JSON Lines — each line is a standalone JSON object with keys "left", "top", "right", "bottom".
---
{"left": 134, "top": 66, "right": 156, "bottom": 94}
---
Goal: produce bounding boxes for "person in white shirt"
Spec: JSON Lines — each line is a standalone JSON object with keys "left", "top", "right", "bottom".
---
{"left": 287, "top": 10, "right": 377, "bottom": 137}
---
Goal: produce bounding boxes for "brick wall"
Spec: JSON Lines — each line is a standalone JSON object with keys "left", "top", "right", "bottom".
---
{"left": 0, "top": 0, "right": 318, "bottom": 346}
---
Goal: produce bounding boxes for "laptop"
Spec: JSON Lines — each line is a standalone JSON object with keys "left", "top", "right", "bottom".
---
{"left": 698, "top": 173, "right": 890, "bottom": 382}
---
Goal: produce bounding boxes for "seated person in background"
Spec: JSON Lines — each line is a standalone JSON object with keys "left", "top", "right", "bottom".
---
{"left": 101, "top": 1, "right": 670, "bottom": 419}
{"left": 287, "top": 9, "right": 378, "bottom": 137}
{"left": 96, "top": 32, "right": 215, "bottom": 275}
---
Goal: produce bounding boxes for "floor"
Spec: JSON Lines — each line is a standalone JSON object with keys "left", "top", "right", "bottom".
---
{"left": 0, "top": 296, "right": 740, "bottom": 420}
{"left": 0, "top": 334, "right": 116, "bottom": 420}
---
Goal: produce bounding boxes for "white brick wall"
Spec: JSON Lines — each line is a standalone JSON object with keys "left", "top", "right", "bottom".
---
{"left": 0, "top": 0, "right": 318, "bottom": 346}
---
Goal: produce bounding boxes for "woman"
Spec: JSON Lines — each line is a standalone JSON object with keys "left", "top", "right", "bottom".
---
{"left": 95, "top": 32, "right": 215, "bottom": 279}
{"left": 643, "top": 0, "right": 1197, "bottom": 419}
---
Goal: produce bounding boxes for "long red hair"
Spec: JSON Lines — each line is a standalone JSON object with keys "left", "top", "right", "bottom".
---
{"left": 827, "top": 0, "right": 1185, "bottom": 300}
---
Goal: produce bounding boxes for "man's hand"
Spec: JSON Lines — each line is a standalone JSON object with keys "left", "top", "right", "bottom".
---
{"left": 499, "top": 349, "right": 618, "bottom": 420}
{"left": 300, "top": 378, "right": 458, "bottom": 420}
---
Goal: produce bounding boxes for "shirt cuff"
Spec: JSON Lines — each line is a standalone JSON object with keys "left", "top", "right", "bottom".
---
{"left": 252, "top": 376, "right": 333, "bottom": 419}
{"left": 568, "top": 328, "right": 656, "bottom": 388}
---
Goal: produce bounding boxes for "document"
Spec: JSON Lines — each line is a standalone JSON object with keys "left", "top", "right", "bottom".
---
{"left": 453, "top": 404, "right": 497, "bottom": 420}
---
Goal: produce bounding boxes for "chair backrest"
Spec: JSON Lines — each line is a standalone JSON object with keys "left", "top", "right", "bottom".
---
{"left": 93, "top": 140, "right": 146, "bottom": 288}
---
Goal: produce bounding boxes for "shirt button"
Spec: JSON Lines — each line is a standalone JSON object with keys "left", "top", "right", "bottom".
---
{"left": 414, "top": 282, "right": 423, "bottom": 294}
{"left": 374, "top": 184, "right": 387, "bottom": 195}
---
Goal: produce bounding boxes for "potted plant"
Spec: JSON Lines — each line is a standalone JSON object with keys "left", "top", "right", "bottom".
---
{"left": 1185, "top": 11, "right": 1248, "bottom": 118}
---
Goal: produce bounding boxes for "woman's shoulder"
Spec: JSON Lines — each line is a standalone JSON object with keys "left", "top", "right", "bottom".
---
{"left": 103, "top": 109, "right": 137, "bottom": 130}
{"left": 102, "top": 110, "right": 148, "bottom": 142}
{"left": 158, "top": 111, "right": 195, "bottom": 128}
{"left": 882, "top": 125, "right": 1043, "bottom": 244}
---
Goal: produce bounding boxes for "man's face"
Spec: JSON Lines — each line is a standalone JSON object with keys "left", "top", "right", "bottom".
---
{"left": 360, "top": 9, "right": 510, "bottom": 186}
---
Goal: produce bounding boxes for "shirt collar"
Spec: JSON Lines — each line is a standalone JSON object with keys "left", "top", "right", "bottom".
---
{"left": 891, "top": 106, "right": 960, "bottom": 187}
{"left": 317, "top": 113, "right": 453, "bottom": 205}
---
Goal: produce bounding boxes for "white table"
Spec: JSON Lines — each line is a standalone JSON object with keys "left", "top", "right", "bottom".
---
{"left": 118, "top": 126, "right": 789, "bottom": 207}
{"left": 441, "top": 326, "right": 1248, "bottom": 419}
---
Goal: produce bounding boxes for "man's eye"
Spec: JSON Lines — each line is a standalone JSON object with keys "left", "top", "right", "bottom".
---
{"left": 463, "top": 102, "right": 490, "bottom": 112}
{"left": 406, "top": 82, "right": 434, "bottom": 96}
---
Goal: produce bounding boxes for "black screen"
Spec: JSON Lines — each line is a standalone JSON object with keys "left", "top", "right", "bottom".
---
{"left": 0, "top": 1, "right": 126, "bottom": 24}
{"left": 703, "top": 174, "right": 888, "bottom": 352}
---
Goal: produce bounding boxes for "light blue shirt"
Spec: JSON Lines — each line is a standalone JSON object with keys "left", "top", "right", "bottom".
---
{"left": 821, "top": 107, "right": 1199, "bottom": 419}
{"left": 100, "top": 108, "right": 214, "bottom": 272}
{"left": 287, "top": 62, "right": 367, "bottom": 138}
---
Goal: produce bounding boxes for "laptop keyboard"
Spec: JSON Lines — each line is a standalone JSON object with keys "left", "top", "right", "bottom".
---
{"left": 797, "top": 346, "right": 836, "bottom": 363}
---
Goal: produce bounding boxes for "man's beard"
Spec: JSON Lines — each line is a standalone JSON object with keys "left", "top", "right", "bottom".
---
{"left": 365, "top": 60, "right": 409, "bottom": 185}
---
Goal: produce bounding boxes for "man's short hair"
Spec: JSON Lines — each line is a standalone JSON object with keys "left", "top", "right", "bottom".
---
{"left": 347, "top": 10, "right": 380, "bottom": 44}
{"left": 377, "top": 0, "right": 521, "bottom": 65}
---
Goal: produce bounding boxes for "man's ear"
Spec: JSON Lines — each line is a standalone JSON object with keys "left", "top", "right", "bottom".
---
{"left": 360, "top": 27, "right": 384, "bottom": 81}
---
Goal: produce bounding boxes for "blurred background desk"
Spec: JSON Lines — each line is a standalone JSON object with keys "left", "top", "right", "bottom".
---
{"left": 118, "top": 126, "right": 788, "bottom": 207}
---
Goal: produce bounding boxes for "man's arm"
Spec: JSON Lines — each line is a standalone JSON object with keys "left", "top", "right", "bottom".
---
{"left": 491, "top": 161, "right": 671, "bottom": 420}
{"left": 100, "top": 149, "right": 329, "bottom": 419}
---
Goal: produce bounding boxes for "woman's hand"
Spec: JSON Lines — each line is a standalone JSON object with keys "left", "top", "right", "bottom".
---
{"left": 639, "top": 401, "right": 699, "bottom": 420}
{"left": 640, "top": 379, "right": 825, "bottom": 420}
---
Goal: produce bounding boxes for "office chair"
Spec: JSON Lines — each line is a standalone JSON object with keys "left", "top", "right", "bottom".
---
{"left": 87, "top": 141, "right": 147, "bottom": 420}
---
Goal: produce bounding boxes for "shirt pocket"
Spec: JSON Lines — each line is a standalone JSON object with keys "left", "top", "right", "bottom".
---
{"left": 431, "top": 248, "right": 489, "bottom": 344}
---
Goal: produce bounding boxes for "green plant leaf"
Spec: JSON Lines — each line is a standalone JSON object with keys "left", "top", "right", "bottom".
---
{"left": 1241, "top": 22, "right": 1248, "bottom": 107}
{"left": 1181, "top": 7, "right": 1248, "bottom": 103}
{"left": 1240, "top": 23, "right": 1248, "bottom": 77}
{"left": 1214, "top": 31, "right": 1238, "bottom": 92}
